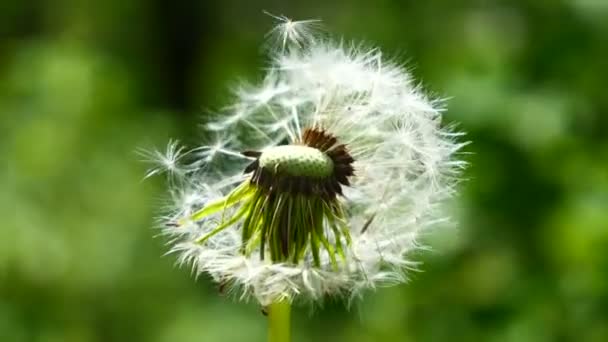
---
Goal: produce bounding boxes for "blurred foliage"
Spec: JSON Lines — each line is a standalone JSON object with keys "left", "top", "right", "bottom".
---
{"left": 1, "top": 1, "right": 607, "bottom": 341}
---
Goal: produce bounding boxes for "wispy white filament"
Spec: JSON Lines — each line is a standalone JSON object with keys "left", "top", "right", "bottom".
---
{"left": 147, "top": 16, "right": 466, "bottom": 306}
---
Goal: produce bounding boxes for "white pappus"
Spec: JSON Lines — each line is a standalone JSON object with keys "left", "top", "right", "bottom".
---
{"left": 145, "top": 15, "right": 467, "bottom": 307}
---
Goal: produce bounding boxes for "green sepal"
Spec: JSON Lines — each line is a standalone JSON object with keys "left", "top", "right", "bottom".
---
{"left": 186, "top": 181, "right": 252, "bottom": 223}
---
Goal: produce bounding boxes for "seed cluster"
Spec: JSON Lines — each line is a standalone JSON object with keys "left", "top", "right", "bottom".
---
{"left": 236, "top": 127, "right": 355, "bottom": 263}
{"left": 190, "top": 127, "right": 356, "bottom": 267}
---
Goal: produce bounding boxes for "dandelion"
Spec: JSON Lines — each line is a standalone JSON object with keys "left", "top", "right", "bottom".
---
{"left": 147, "top": 15, "right": 466, "bottom": 342}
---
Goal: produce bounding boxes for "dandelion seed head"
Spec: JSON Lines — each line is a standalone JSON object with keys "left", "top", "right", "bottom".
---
{"left": 147, "top": 17, "right": 466, "bottom": 306}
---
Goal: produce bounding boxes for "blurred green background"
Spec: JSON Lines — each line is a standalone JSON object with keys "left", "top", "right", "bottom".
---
{"left": 2, "top": 1, "right": 607, "bottom": 341}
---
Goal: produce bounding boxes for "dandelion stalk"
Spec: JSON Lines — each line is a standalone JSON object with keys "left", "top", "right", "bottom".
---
{"left": 267, "top": 301, "right": 291, "bottom": 342}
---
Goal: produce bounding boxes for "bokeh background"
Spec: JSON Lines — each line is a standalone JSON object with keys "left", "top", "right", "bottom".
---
{"left": 2, "top": 1, "right": 607, "bottom": 341}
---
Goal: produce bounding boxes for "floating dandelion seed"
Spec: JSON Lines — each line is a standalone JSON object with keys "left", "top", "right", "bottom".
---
{"left": 138, "top": 139, "right": 192, "bottom": 179}
{"left": 147, "top": 17, "right": 466, "bottom": 310}
{"left": 263, "top": 11, "right": 322, "bottom": 51}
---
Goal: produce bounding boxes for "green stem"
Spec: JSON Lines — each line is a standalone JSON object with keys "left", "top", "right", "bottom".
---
{"left": 267, "top": 301, "right": 291, "bottom": 342}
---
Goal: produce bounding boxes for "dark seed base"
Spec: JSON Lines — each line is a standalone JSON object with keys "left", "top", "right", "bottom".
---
{"left": 243, "top": 127, "right": 355, "bottom": 200}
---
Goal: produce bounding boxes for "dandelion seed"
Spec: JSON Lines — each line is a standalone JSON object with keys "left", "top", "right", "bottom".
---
{"left": 138, "top": 140, "right": 191, "bottom": 179}
{"left": 263, "top": 11, "right": 323, "bottom": 51}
